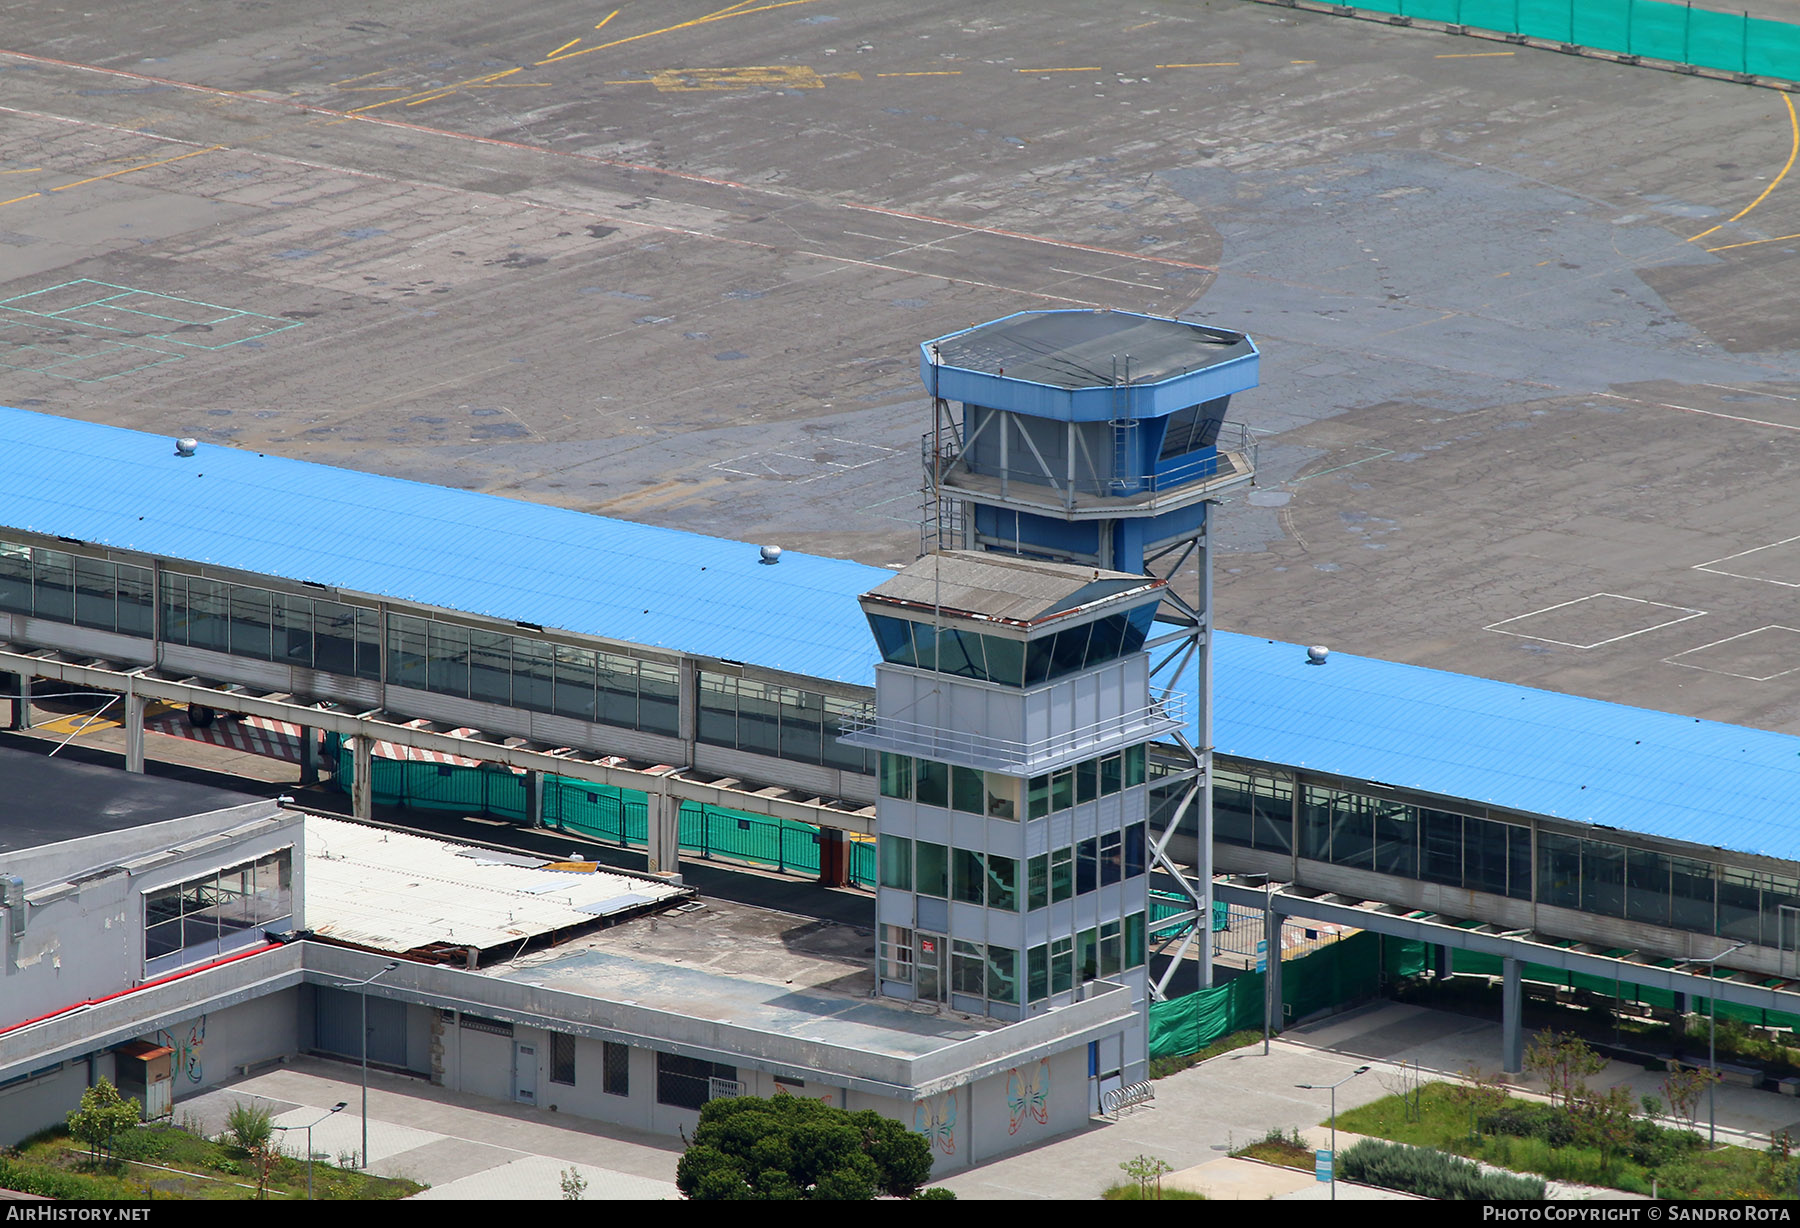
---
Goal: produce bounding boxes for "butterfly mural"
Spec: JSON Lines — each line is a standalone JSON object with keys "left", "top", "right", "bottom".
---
{"left": 913, "top": 1090, "right": 958, "bottom": 1155}
{"left": 1006, "top": 1059, "right": 1051, "bottom": 1135}
{"left": 156, "top": 1015, "right": 207, "bottom": 1084}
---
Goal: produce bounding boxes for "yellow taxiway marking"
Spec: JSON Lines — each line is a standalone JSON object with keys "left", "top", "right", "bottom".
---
{"left": 596, "top": 9, "right": 620, "bottom": 31}
{"left": 876, "top": 70, "right": 962, "bottom": 77}
{"left": 0, "top": 167, "right": 42, "bottom": 174}
{"left": 650, "top": 65, "right": 826, "bottom": 91}
{"left": 537, "top": 0, "right": 821, "bottom": 66}
{"left": 36, "top": 713, "right": 121, "bottom": 736}
{"left": 547, "top": 38, "right": 583, "bottom": 58}
{"left": 50, "top": 144, "right": 220, "bottom": 191}
{"left": 349, "top": 67, "right": 521, "bottom": 113}
{"left": 1692, "top": 93, "right": 1799, "bottom": 244}
{"left": 0, "top": 192, "right": 40, "bottom": 206}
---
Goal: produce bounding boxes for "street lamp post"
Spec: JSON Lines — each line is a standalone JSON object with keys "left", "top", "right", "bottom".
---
{"left": 335, "top": 961, "right": 399, "bottom": 1170}
{"left": 1695, "top": 941, "right": 1747, "bottom": 1145}
{"left": 272, "top": 1101, "right": 346, "bottom": 1200}
{"left": 1297, "top": 1064, "right": 1371, "bottom": 1200}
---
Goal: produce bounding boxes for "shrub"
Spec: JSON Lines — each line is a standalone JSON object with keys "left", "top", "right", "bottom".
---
{"left": 1339, "top": 1139, "right": 1545, "bottom": 1200}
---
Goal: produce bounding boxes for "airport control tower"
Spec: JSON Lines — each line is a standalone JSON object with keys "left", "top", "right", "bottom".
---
{"left": 913, "top": 309, "right": 1258, "bottom": 1001}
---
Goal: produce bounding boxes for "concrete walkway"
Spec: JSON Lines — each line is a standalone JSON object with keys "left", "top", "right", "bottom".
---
{"left": 180, "top": 1001, "right": 1800, "bottom": 1199}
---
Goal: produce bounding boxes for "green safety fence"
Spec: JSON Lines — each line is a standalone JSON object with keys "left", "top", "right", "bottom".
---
{"left": 1149, "top": 931, "right": 1434, "bottom": 1059}
{"left": 1148, "top": 890, "right": 1231, "bottom": 940}
{"left": 1449, "top": 947, "right": 1800, "bottom": 1030}
{"left": 1340, "top": 0, "right": 1800, "bottom": 81}
{"left": 321, "top": 735, "right": 877, "bottom": 889}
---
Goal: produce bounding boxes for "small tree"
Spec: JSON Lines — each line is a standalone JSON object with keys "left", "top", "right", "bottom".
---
{"left": 66, "top": 1079, "right": 141, "bottom": 1163}
{"left": 1120, "top": 1154, "right": 1173, "bottom": 1199}
{"left": 560, "top": 1166, "right": 588, "bottom": 1201}
{"left": 1447, "top": 1064, "right": 1510, "bottom": 1142}
{"left": 225, "top": 1101, "right": 274, "bottom": 1153}
{"left": 1570, "top": 1083, "right": 1637, "bottom": 1177}
{"left": 1662, "top": 1062, "right": 1718, "bottom": 1127}
{"left": 676, "top": 1095, "right": 932, "bottom": 1200}
{"left": 1523, "top": 1031, "right": 1606, "bottom": 1108}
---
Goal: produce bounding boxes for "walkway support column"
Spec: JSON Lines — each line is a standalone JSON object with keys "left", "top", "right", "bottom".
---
{"left": 818, "top": 828, "right": 849, "bottom": 887}
{"left": 298, "top": 726, "right": 319, "bottom": 786}
{"left": 523, "top": 770, "right": 540, "bottom": 827}
{"left": 1503, "top": 957, "right": 1524, "bottom": 1074}
{"left": 124, "top": 692, "right": 147, "bottom": 774}
{"left": 1264, "top": 901, "right": 1284, "bottom": 1047}
{"left": 5, "top": 671, "right": 27, "bottom": 730}
{"left": 647, "top": 791, "right": 680, "bottom": 875}
{"left": 352, "top": 734, "right": 373, "bottom": 821}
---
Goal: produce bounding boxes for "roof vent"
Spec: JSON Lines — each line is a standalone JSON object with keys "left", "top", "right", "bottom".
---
{"left": 1306, "top": 645, "right": 1329, "bottom": 665}
{"left": 174, "top": 437, "right": 198, "bottom": 457}
{"left": 759, "top": 545, "right": 782, "bottom": 565}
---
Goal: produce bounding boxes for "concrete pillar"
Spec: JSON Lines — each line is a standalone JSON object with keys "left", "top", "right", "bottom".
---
{"left": 298, "top": 726, "right": 319, "bottom": 786}
{"left": 818, "top": 827, "right": 850, "bottom": 887}
{"left": 5, "top": 671, "right": 27, "bottom": 730}
{"left": 1264, "top": 903, "right": 1283, "bottom": 1035}
{"left": 523, "top": 770, "right": 540, "bottom": 827}
{"left": 646, "top": 792, "right": 680, "bottom": 874}
{"left": 1503, "top": 957, "right": 1524, "bottom": 1074}
{"left": 124, "top": 693, "right": 147, "bottom": 774}
{"left": 352, "top": 733, "right": 373, "bottom": 821}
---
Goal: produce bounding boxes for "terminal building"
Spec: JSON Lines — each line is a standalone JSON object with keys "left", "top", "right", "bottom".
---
{"left": 6, "top": 310, "right": 1800, "bottom": 1167}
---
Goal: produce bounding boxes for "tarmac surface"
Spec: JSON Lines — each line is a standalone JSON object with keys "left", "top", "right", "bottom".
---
{"left": 177, "top": 998, "right": 1800, "bottom": 1199}
{"left": 6, "top": 2, "right": 1800, "bottom": 731}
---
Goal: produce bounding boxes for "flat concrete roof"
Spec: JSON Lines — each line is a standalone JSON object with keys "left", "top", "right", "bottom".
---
{"left": 932, "top": 311, "right": 1253, "bottom": 390}
{"left": 864, "top": 551, "right": 1159, "bottom": 626}
{"left": 0, "top": 742, "right": 259, "bottom": 855}
{"left": 484, "top": 897, "right": 1003, "bottom": 1061}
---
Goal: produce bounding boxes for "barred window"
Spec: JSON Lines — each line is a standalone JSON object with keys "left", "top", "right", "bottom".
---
{"left": 550, "top": 1033, "right": 576, "bottom": 1086}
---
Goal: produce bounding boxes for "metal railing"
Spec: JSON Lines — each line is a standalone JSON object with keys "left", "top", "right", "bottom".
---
{"left": 838, "top": 692, "right": 1186, "bottom": 772}
{"left": 923, "top": 420, "right": 1256, "bottom": 510}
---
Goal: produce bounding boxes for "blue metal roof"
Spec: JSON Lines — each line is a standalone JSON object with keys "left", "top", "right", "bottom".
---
{"left": 0, "top": 407, "right": 891, "bottom": 684}
{"left": 1214, "top": 634, "right": 1800, "bottom": 862}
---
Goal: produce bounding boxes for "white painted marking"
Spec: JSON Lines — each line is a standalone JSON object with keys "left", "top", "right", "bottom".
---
{"left": 1694, "top": 533, "right": 1800, "bottom": 588}
{"left": 1663, "top": 625, "right": 1800, "bottom": 682}
{"left": 1483, "top": 592, "right": 1706, "bottom": 649}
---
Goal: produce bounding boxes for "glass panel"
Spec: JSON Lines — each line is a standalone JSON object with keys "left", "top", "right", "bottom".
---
{"left": 1099, "top": 830, "right": 1122, "bottom": 887}
{"left": 0, "top": 542, "right": 30, "bottom": 614}
{"left": 1099, "top": 920, "right": 1122, "bottom": 977}
{"left": 1125, "top": 745, "right": 1146, "bottom": 788}
{"left": 1372, "top": 801, "right": 1417, "bottom": 878}
{"left": 1050, "top": 936, "right": 1073, "bottom": 994}
{"left": 1124, "top": 823, "right": 1146, "bottom": 878}
{"left": 274, "top": 593, "right": 312, "bottom": 666}
{"left": 512, "top": 638, "right": 555, "bottom": 712}
{"left": 553, "top": 644, "right": 597, "bottom": 720}
{"left": 1028, "top": 944, "right": 1049, "bottom": 1001}
{"left": 951, "top": 940, "right": 985, "bottom": 996}
{"left": 778, "top": 687, "right": 824, "bottom": 764}
{"left": 1764, "top": 876, "right": 1800, "bottom": 948}
{"left": 1076, "top": 837, "right": 1098, "bottom": 895}
{"left": 821, "top": 695, "right": 874, "bottom": 773}
{"left": 116, "top": 564, "right": 153, "bottom": 638}
{"left": 986, "top": 945, "right": 1018, "bottom": 1005}
{"left": 1023, "top": 637, "right": 1055, "bottom": 686}
{"left": 1075, "top": 928, "right": 1098, "bottom": 982}
{"left": 953, "top": 849, "right": 985, "bottom": 905}
{"left": 880, "top": 924, "right": 914, "bottom": 982}
{"left": 1076, "top": 759, "right": 1098, "bottom": 805}
{"left": 916, "top": 759, "right": 949, "bottom": 809}
{"left": 984, "top": 773, "right": 1019, "bottom": 820}
{"left": 1050, "top": 768, "right": 1074, "bottom": 813}
{"left": 1214, "top": 767, "right": 1253, "bottom": 848}
{"left": 1028, "top": 774, "right": 1051, "bottom": 820}
{"left": 915, "top": 841, "right": 949, "bottom": 898}
{"left": 354, "top": 608, "right": 383, "bottom": 680}
{"left": 597, "top": 652, "right": 639, "bottom": 728}
{"left": 1252, "top": 771, "right": 1293, "bottom": 853}
{"left": 1121, "top": 605, "right": 1154, "bottom": 654}
{"left": 981, "top": 635, "right": 1025, "bottom": 687}
{"left": 1582, "top": 840, "right": 1626, "bottom": 919}
{"left": 73, "top": 556, "right": 115, "bottom": 630}
{"left": 637, "top": 660, "right": 679, "bottom": 735}
{"left": 228, "top": 585, "right": 273, "bottom": 659}
{"left": 909, "top": 620, "right": 937, "bottom": 671}
{"left": 1047, "top": 624, "right": 1091, "bottom": 681}
{"left": 1099, "top": 753, "right": 1122, "bottom": 797}
{"left": 988, "top": 854, "right": 1018, "bottom": 911}
{"left": 427, "top": 621, "right": 470, "bottom": 697}
{"left": 1671, "top": 857, "right": 1716, "bottom": 934}
{"left": 735, "top": 679, "right": 780, "bottom": 756}
{"left": 1508, "top": 825, "right": 1533, "bottom": 902}
{"left": 1051, "top": 846, "right": 1073, "bottom": 903}
{"left": 1330, "top": 793, "right": 1375, "bottom": 870}
{"left": 1027, "top": 854, "right": 1049, "bottom": 910}
{"left": 697, "top": 672, "right": 737, "bottom": 747}
{"left": 469, "top": 631, "right": 512, "bottom": 706}
{"left": 880, "top": 752, "right": 913, "bottom": 800}
{"left": 952, "top": 765, "right": 985, "bottom": 814}
{"left": 934, "top": 627, "right": 983, "bottom": 679}
{"left": 31, "top": 549, "right": 73, "bottom": 623}
{"left": 1538, "top": 832, "right": 1582, "bottom": 911}
{"left": 1420, "top": 809, "right": 1462, "bottom": 887}
{"left": 879, "top": 835, "right": 913, "bottom": 890}
{"left": 869, "top": 614, "right": 917, "bottom": 666}
{"left": 1627, "top": 849, "right": 1672, "bottom": 927}
{"left": 1085, "top": 614, "right": 1127, "bottom": 668}
{"left": 1125, "top": 912, "right": 1146, "bottom": 967}
{"left": 386, "top": 613, "right": 428, "bottom": 688}
{"left": 1465, "top": 817, "right": 1512, "bottom": 897}
{"left": 1718, "top": 867, "right": 1760, "bottom": 944}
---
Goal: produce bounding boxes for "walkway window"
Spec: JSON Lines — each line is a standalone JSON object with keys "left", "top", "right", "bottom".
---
{"left": 655, "top": 1053, "right": 735, "bottom": 1111}
{"left": 143, "top": 848, "right": 292, "bottom": 977}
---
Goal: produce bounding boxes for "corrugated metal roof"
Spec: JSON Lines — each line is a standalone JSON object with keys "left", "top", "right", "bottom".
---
{"left": 0, "top": 407, "right": 890, "bottom": 684}
{"left": 1214, "top": 633, "right": 1800, "bottom": 862}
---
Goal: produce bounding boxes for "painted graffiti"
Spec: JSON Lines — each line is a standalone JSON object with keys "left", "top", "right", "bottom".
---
{"left": 1006, "top": 1058, "right": 1051, "bottom": 1135}
{"left": 155, "top": 1015, "right": 206, "bottom": 1084}
{"left": 913, "top": 1089, "right": 957, "bottom": 1155}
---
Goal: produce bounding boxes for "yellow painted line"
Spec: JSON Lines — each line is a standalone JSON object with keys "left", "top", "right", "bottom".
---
{"left": 1436, "top": 51, "right": 1515, "bottom": 58}
{"left": 538, "top": 0, "right": 820, "bottom": 66}
{"left": 605, "top": 78, "right": 656, "bottom": 85}
{"left": 876, "top": 70, "right": 962, "bottom": 77}
{"left": 1016, "top": 66, "right": 1100, "bottom": 73}
{"left": 36, "top": 713, "right": 120, "bottom": 736}
{"left": 337, "top": 86, "right": 410, "bottom": 92}
{"left": 1706, "top": 230, "right": 1800, "bottom": 253}
{"left": 1290, "top": 60, "right": 1316, "bottom": 64}
{"left": 1692, "top": 93, "right": 1799, "bottom": 242}
{"left": 349, "top": 67, "right": 521, "bottom": 114}
{"left": 547, "top": 37, "right": 583, "bottom": 58}
{"left": 50, "top": 144, "right": 220, "bottom": 191}
{"left": 467, "top": 82, "right": 554, "bottom": 88}
{"left": 596, "top": 9, "right": 620, "bottom": 31}
{"left": 0, "top": 192, "right": 40, "bottom": 206}
{"left": 329, "top": 68, "right": 391, "bottom": 87}
{"left": 406, "top": 92, "right": 458, "bottom": 106}
{"left": 0, "top": 167, "right": 42, "bottom": 174}
{"left": 1156, "top": 62, "right": 1238, "bottom": 68}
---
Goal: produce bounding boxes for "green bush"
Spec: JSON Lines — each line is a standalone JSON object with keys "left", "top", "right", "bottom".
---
{"left": 0, "top": 1156, "right": 121, "bottom": 1200}
{"left": 1339, "top": 1139, "right": 1545, "bottom": 1200}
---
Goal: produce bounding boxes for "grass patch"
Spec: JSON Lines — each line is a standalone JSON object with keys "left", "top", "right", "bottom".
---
{"left": 1231, "top": 1125, "right": 1314, "bottom": 1170}
{"left": 1337, "top": 1081, "right": 1797, "bottom": 1199}
{"left": 1101, "top": 1182, "right": 1207, "bottom": 1200}
{"left": 1149, "top": 1029, "right": 1263, "bottom": 1079}
{"left": 2, "top": 1124, "right": 423, "bottom": 1201}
